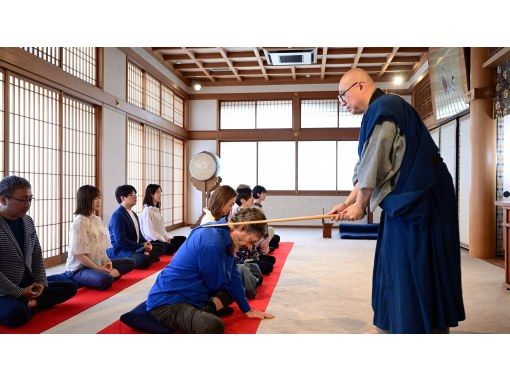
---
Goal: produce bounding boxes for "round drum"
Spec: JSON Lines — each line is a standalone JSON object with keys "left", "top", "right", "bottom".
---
{"left": 189, "top": 151, "right": 221, "bottom": 181}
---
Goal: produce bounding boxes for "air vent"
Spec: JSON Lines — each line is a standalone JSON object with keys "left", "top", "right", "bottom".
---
{"left": 265, "top": 48, "right": 316, "bottom": 66}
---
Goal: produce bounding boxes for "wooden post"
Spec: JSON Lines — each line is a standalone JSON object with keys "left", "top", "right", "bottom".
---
{"left": 469, "top": 48, "right": 496, "bottom": 258}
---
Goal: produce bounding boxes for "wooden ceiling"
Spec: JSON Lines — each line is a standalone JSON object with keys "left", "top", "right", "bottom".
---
{"left": 150, "top": 47, "right": 429, "bottom": 87}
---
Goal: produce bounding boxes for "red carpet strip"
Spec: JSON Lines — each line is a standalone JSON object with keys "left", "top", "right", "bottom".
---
{"left": 0, "top": 255, "right": 172, "bottom": 334}
{"left": 98, "top": 242, "right": 294, "bottom": 334}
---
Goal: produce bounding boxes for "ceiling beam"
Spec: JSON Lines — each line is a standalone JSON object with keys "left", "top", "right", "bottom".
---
{"left": 253, "top": 48, "right": 269, "bottom": 81}
{"left": 352, "top": 47, "right": 364, "bottom": 69}
{"left": 218, "top": 48, "right": 242, "bottom": 82}
{"left": 378, "top": 47, "right": 399, "bottom": 78}
{"left": 181, "top": 47, "right": 216, "bottom": 82}
{"left": 320, "top": 47, "right": 328, "bottom": 79}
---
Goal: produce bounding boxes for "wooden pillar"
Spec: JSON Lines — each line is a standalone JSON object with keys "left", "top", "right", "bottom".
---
{"left": 469, "top": 47, "right": 496, "bottom": 258}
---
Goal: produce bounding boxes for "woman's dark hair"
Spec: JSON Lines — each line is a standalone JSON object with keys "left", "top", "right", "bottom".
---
{"left": 115, "top": 185, "right": 137, "bottom": 204}
{"left": 208, "top": 185, "right": 237, "bottom": 220}
{"left": 143, "top": 184, "right": 162, "bottom": 208}
{"left": 75, "top": 185, "right": 101, "bottom": 216}
{"left": 252, "top": 185, "right": 267, "bottom": 199}
{"left": 235, "top": 184, "right": 252, "bottom": 206}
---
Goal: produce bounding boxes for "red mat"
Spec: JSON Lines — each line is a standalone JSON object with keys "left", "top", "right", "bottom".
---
{"left": 0, "top": 255, "right": 172, "bottom": 334}
{"left": 98, "top": 242, "right": 294, "bottom": 334}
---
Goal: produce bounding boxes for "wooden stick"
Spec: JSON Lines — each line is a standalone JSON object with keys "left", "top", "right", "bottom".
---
{"left": 202, "top": 213, "right": 338, "bottom": 227}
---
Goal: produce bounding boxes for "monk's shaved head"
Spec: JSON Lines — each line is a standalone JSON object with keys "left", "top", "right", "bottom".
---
{"left": 338, "top": 68, "right": 377, "bottom": 114}
{"left": 339, "top": 68, "right": 375, "bottom": 89}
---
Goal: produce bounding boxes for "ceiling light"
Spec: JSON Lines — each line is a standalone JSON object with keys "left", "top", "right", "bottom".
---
{"left": 393, "top": 75, "right": 404, "bottom": 85}
{"left": 192, "top": 81, "right": 202, "bottom": 91}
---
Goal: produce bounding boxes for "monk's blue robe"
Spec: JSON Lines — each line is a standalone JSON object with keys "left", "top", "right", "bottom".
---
{"left": 359, "top": 91, "right": 466, "bottom": 333}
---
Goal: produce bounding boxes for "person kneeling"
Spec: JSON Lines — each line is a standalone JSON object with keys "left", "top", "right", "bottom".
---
{"left": 65, "top": 185, "right": 136, "bottom": 290}
{"left": 146, "top": 207, "right": 274, "bottom": 333}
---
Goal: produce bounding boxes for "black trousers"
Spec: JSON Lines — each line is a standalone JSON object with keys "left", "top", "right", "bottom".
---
{"left": 149, "top": 290, "right": 233, "bottom": 334}
{"left": 0, "top": 278, "right": 77, "bottom": 328}
{"left": 151, "top": 236, "right": 187, "bottom": 255}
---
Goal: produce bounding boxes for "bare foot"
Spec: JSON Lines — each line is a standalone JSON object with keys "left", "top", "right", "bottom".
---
{"left": 366, "top": 326, "right": 387, "bottom": 334}
{"left": 28, "top": 299, "right": 38, "bottom": 309}
{"left": 110, "top": 269, "right": 121, "bottom": 278}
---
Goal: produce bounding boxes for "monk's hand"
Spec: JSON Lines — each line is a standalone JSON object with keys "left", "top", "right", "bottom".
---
{"left": 328, "top": 203, "right": 349, "bottom": 221}
{"left": 245, "top": 309, "right": 275, "bottom": 320}
{"left": 340, "top": 203, "right": 366, "bottom": 221}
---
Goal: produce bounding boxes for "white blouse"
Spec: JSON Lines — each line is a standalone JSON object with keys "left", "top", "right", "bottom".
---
{"left": 200, "top": 208, "right": 216, "bottom": 225}
{"left": 65, "top": 214, "right": 111, "bottom": 272}
{"left": 140, "top": 205, "right": 171, "bottom": 242}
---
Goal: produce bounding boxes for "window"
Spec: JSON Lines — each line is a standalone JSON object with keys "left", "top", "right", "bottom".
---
{"left": 22, "top": 47, "right": 96, "bottom": 85}
{"left": 62, "top": 48, "right": 96, "bottom": 85}
{"left": 9, "top": 76, "right": 61, "bottom": 259}
{"left": 127, "top": 119, "right": 184, "bottom": 226}
{"left": 301, "top": 99, "right": 337, "bottom": 128}
{"left": 174, "top": 96, "right": 184, "bottom": 127}
{"left": 337, "top": 141, "right": 359, "bottom": 191}
{"left": 301, "top": 99, "right": 362, "bottom": 128}
{"left": 173, "top": 139, "right": 184, "bottom": 224}
{"left": 298, "top": 141, "right": 336, "bottom": 190}
{"left": 220, "top": 100, "right": 292, "bottom": 130}
{"left": 127, "top": 62, "right": 143, "bottom": 108}
{"left": 220, "top": 140, "right": 360, "bottom": 192}
{"left": 160, "top": 133, "right": 174, "bottom": 225}
{"left": 162, "top": 85, "right": 174, "bottom": 123}
{"left": 257, "top": 101, "right": 292, "bottom": 129}
{"left": 126, "top": 120, "right": 144, "bottom": 212}
{"left": 258, "top": 141, "right": 295, "bottom": 190}
{"left": 62, "top": 96, "right": 96, "bottom": 251}
{"left": 220, "top": 101, "right": 255, "bottom": 130}
{"left": 144, "top": 73, "right": 161, "bottom": 115}
{"left": 127, "top": 62, "right": 185, "bottom": 128}
{"left": 7, "top": 75, "right": 96, "bottom": 260}
{"left": 22, "top": 47, "right": 60, "bottom": 66}
{"left": 219, "top": 142, "right": 257, "bottom": 187}
{"left": 338, "top": 107, "right": 363, "bottom": 128}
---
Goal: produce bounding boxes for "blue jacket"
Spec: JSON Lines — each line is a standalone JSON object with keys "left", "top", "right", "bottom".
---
{"left": 107, "top": 206, "right": 147, "bottom": 259}
{"left": 146, "top": 219, "right": 251, "bottom": 313}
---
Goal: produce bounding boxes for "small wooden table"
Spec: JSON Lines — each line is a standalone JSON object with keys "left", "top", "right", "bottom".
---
{"left": 494, "top": 201, "right": 510, "bottom": 289}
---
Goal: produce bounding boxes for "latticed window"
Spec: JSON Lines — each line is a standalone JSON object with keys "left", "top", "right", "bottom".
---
{"left": 144, "top": 73, "right": 161, "bottom": 115}
{"left": 6, "top": 74, "right": 96, "bottom": 261}
{"left": 127, "top": 62, "right": 143, "bottom": 108}
{"left": 22, "top": 47, "right": 97, "bottom": 85}
{"left": 126, "top": 119, "right": 184, "bottom": 226}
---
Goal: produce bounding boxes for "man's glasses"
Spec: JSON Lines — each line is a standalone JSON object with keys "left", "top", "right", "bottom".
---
{"left": 6, "top": 195, "right": 35, "bottom": 204}
{"left": 338, "top": 81, "right": 362, "bottom": 102}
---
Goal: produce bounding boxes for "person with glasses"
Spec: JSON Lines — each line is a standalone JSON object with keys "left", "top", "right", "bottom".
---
{"left": 0, "top": 176, "right": 77, "bottom": 328}
{"left": 328, "top": 68, "right": 465, "bottom": 333}
{"left": 107, "top": 185, "right": 162, "bottom": 269}
{"left": 64, "top": 185, "right": 136, "bottom": 290}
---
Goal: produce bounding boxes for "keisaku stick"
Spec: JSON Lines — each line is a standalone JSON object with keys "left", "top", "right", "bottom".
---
{"left": 202, "top": 213, "right": 338, "bottom": 227}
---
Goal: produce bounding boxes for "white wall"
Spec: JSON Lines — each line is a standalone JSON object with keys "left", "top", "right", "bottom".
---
{"left": 101, "top": 108, "right": 127, "bottom": 225}
{"left": 189, "top": 100, "right": 218, "bottom": 131}
{"left": 103, "top": 47, "right": 126, "bottom": 100}
{"left": 263, "top": 195, "right": 368, "bottom": 227}
{"left": 187, "top": 140, "right": 218, "bottom": 223}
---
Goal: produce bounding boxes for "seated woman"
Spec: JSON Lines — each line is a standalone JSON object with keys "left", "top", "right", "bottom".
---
{"left": 65, "top": 185, "right": 136, "bottom": 290}
{"left": 200, "top": 185, "right": 237, "bottom": 225}
{"left": 228, "top": 184, "right": 254, "bottom": 221}
{"left": 252, "top": 185, "right": 280, "bottom": 252}
{"left": 140, "top": 184, "right": 186, "bottom": 255}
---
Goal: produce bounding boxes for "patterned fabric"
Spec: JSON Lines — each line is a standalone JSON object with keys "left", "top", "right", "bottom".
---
{"left": 495, "top": 60, "right": 510, "bottom": 118}
{"left": 0, "top": 215, "right": 47, "bottom": 297}
{"left": 65, "top": 214, "right": 111, "bottom": 272}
